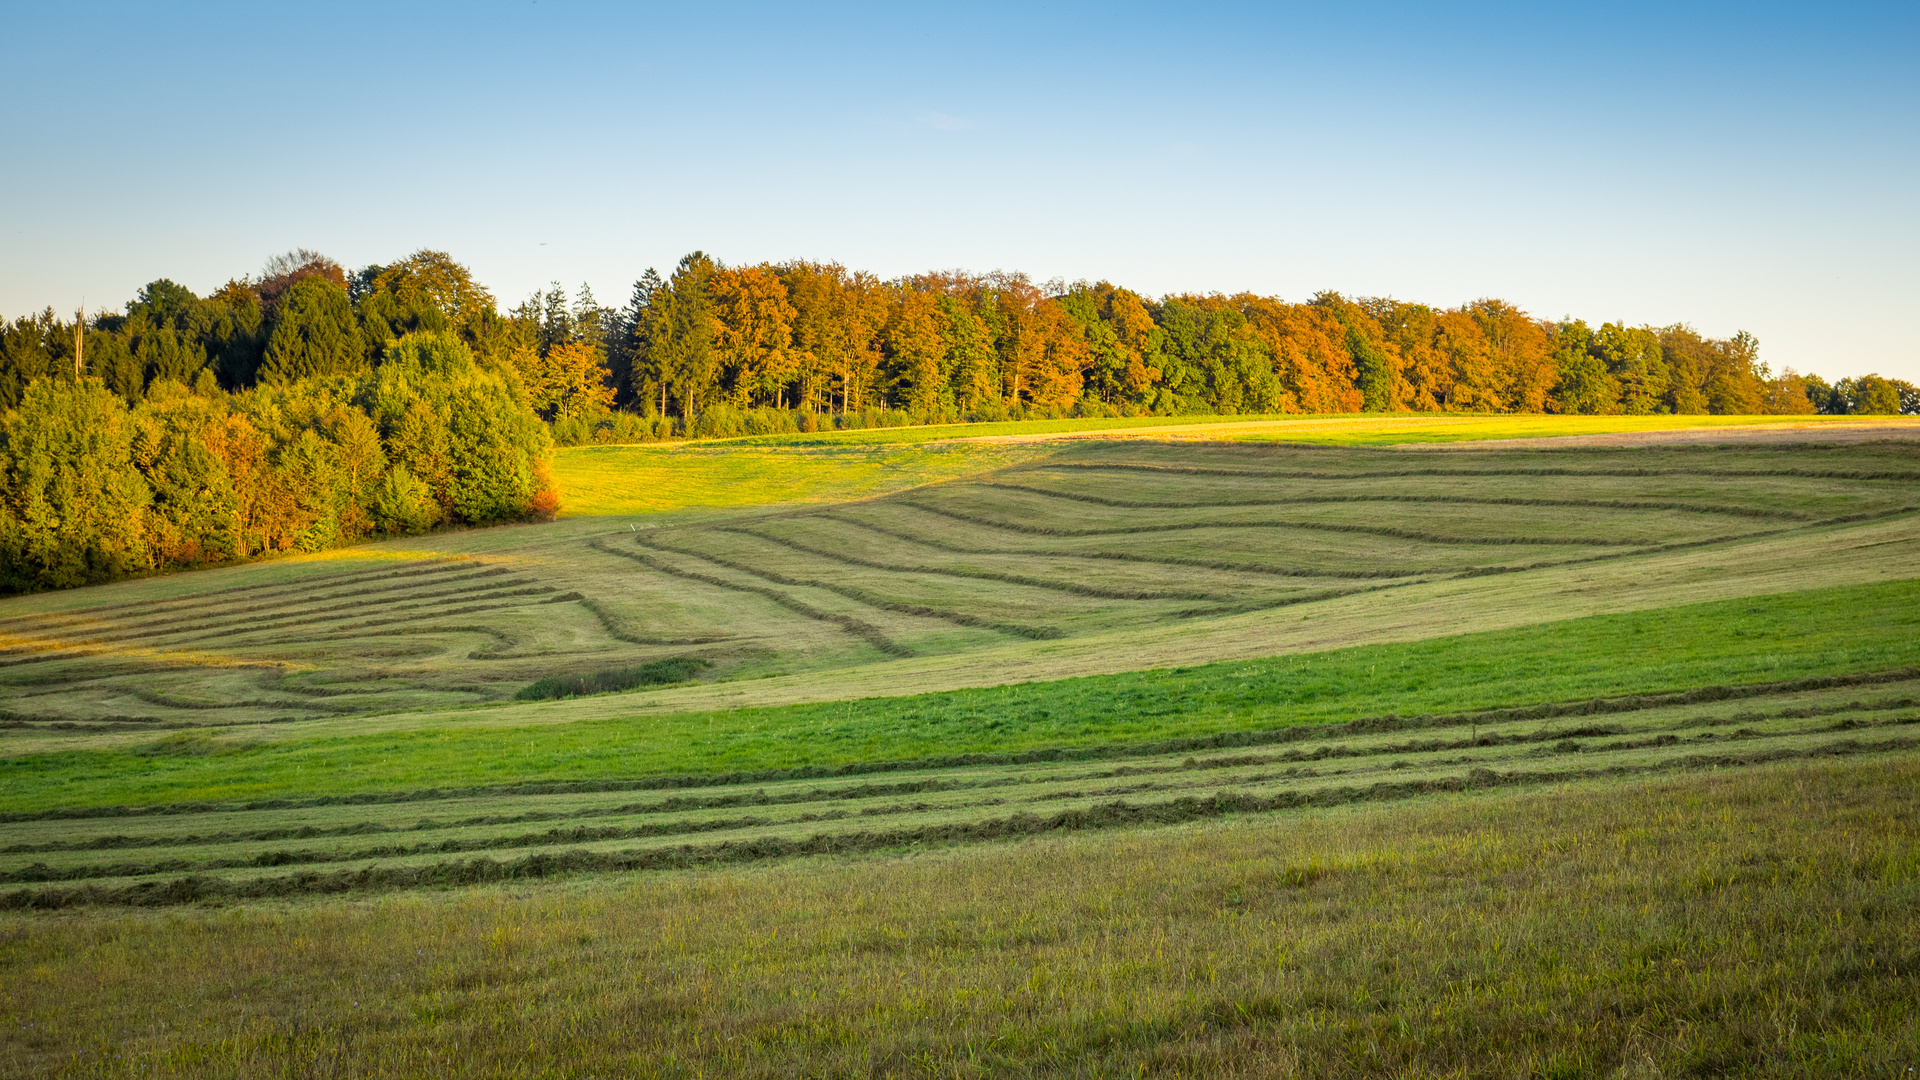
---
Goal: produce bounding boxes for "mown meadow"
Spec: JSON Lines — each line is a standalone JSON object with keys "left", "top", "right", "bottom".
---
{"left": 0, "top": 419, "right": 1915, "bottom": 1075}
{"left": 4, "top": 758, "right": 1914, "bottom": 1076}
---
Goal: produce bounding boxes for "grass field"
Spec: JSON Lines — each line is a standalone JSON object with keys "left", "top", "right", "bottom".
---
{"left": 3, "top": 577, "right": 1916, "bottom": 816}
{"left": 549, "top": 413, "right": 1913, "bottom": 518}
{"left": 1, "top": 419, "right": 1916, "bottom": 1075}
{"left": 3, "top": 757, "right": 1914, "bottom": 1076}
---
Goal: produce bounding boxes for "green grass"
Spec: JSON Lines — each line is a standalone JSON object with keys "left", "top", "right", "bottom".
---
{"left": 4, "top": 670, "right": 1913, "bottom": 906}
{"left": 0, "top": 433, "right": 1915, "bottom": 1074}
{"left": 0, "top": 439, "right": 1911, "bottom": 763}
{"left": 3, "top": 577, "right": 1914, "bottom": 814}
{"left": 512, "top": 657, "right": 711, "bottom": 701}
{"left": 4, "top": 754, "right": 1914, "bottom": 1076}
{"left": 709, "top": 412, "right": 1311, "bottom": 447}
{"left": 550, "top": 440, "right": 1044, "bottom": 516}
{"left": 551, "top": 415, "right": 1909, "bottom": 517}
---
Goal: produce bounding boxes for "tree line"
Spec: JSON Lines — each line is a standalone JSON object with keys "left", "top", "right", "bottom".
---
{"left": 2, "top": 248, "right": 1913, "bottom": 591}
{"left": 600, "top": 254, "right": 1914, "bottom": 434}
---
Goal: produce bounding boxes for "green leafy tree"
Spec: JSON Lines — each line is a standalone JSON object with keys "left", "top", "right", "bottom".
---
{"left": 1594, "top": 323, "right": 1669, "bottom": 414}
{"left": 1840, "top": 374, "right": 1903, "bottom": 415}
{"left": 370, "top": 465, "right": 435, "bottom": 534}
{"left": 0, "top": 378, "right": 152, "bottom": 590}
{"left": 130, "top": 385, "right": 240, "bottom": 565}
{"left": 261, "top": 277, "right": 367, "bottom": 383}
{"left": 0, "top": 311, "right": 67, "bottom": 409}
{"left": 1548, "top": 320, "right": 1618, "bottom": 414}
{"left": 631, "top": 253, "right": 719, "bottom": 421}
{"left": 368, "top": 331, "right": 553, "bottom": 525}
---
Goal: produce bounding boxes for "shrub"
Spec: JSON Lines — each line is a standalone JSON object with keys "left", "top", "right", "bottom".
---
{"left": 515, "top": 657, "right": 711, "bottom": 701}
{"left": 689, "top": 403, "right": 746, "bottom": 439}
{"left": 967, "top": 399, "right": 1009, "bottom": 423}
{"left": 592, "top": 412, "right": 655, "bottom": 444}
{"left": 370, "top": 466, "right": 437, "bottom": 535}
{"left": 551, "top": 412, "right": 594, "bottom": 446}
{"left": 742, "top": 407, "right": 799, "bottom": 436}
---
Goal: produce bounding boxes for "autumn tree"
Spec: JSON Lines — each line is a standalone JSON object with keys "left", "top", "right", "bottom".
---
{"left": 1311, "top": 293, "right": 1399, "bottom": 412}
{"left": 882, "top": 287, "right": 950, "bottom": 415}
{"left": 711, "top": 265, "right": 799, "bottom": 408}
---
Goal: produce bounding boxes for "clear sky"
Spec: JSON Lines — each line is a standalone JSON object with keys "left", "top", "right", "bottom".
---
{"left": 3, "top": 1, "right": 1915, "bottom": 381}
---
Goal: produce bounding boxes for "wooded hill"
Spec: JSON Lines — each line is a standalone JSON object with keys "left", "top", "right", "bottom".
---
{"left": 1, "top": 248, "right": 1913, "bottom": 593}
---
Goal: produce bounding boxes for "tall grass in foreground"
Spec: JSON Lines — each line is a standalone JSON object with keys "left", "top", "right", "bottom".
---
{"left": 4, "top": 755, "right": 1914, "bottom": 1077}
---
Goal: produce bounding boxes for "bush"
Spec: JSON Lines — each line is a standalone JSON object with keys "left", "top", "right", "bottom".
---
{"left": 689, "top": 403, "right": 745, "bottom": 439}
{"left": 551, "top": 412, "right": 594, "bottom": 446}
{"left": 742, "top": 408, "right": 798, "bottom": 436}
{"left": 370, "top": 466, "right": 437, "bottom": 535}
{"left": 591, "top": 412, "right": 654, "bottom": 444}
{"left": 967, "top": 399, "right": 1009, "bottom": 423}
{"left": 515, "top": 657, "right": 711, "bottom": 701}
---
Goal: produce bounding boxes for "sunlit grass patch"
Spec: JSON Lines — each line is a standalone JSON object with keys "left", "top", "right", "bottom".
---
{"left": 550, "top": 440, "right": 1044, "bottom": 516}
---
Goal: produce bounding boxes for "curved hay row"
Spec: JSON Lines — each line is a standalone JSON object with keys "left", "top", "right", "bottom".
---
{"left": 975, "top": 482, "right": 1816, "bottom": 521}
{"left": 821, "top": 512, "right": 1449, "bottom": 580}
{"left": 248, "top": 592, "right": 584, "bottom": 647}
{"left": 637, "top": 534, "right": 1064, "bottom": 641}
{"left": 574, "top": 596, "right": 735, "bottom": 648}
{"left": 1029, "top": 461, "right": 1920, "bottom": 483}
{"left": 589, "top": 538, "right": 913, "bottom": 657}
{"left": 716, "top": 525, "right": 1234, "bottom": 602}
{"left": 140, "top": 584, "right": 559, "bottom": 647}
{"left": 0, "top": 559, "right": 482, "bottom": 630}
{"left": 47, "top": 574, "right": 542, "bottom": 648}
{"left": 892, "top": 499, "right": 1651, "bottom": 546}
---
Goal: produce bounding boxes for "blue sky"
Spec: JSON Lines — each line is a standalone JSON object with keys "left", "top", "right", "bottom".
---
{"left": 3, "top": 0, "right": 1915, "bottom": 380}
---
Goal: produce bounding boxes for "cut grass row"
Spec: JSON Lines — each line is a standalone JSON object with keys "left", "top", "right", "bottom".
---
{"left": 715, "top": 524, "right": 1237, "bottom": 601}
{"left": 13, "top": 738, "right": 1916, "bottom": 909}
{"left": 5, "top": 676, "right": 1912, "bottom": 899}
{"left": 817, "top": 510, "right": 1440, "bottom": 578}
{"left": 894, "top": 495, "right": 1654, "bottom": 545}
{"left": 587, "top": 538, "right": 913, "bottom": 657}
{"left": 1, "top": 577, "right": 1914, "bottom": 815}
{"left": 975, "top": 479, "right": 1820, "bottom": 520}
{"left": 633, "top": 531, "right": 1069, "bottom": 640}
{"left": 1026, "top": 457, "right": 1920, "bottom": 482}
